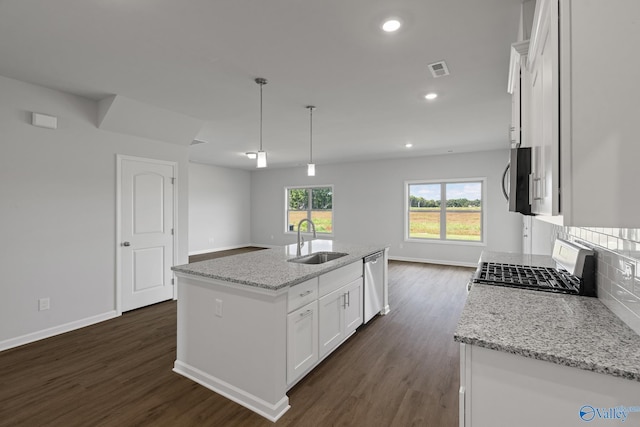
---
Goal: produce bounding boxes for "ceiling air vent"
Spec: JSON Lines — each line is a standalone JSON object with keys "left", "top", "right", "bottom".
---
{"left": 428, "top": 60, "right": 450, "bottom": 78}
{"left": 190, "top": 139, "right": 207, "bottom": 146}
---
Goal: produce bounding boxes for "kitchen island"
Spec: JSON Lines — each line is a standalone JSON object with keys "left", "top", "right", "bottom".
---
{"left": 171, "top": 240, "right": 389, "bottom": 421}
{"left": 455, "top": 251, "right": 640, "bottom": 427}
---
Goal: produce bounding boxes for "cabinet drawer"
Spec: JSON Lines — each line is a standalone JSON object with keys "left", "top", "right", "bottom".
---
{"left": 319, "top": 261, "right": 362, "bottom": 297}
{"left": 288, "top": 277, "right": 318, "bottom": 313}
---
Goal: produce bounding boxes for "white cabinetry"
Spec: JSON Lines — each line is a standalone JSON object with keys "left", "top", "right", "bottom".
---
{"left": 460, "top": 344, "right": 640, "bottom": 427}
{"left": 318, "top": 277, "right": 363, "bottom": 359}
{"left": 528, "top": 0, "right": 559, "bottom": 216}
{"left": 508, "top": 41, "right": 530, "bottom": 149}
{"left": 286, "top": 300, "right": 318, "bottom": 385}
{"left": 526, "top": 0, "right": 640, "bottom": 226}
{"left": 318, "top": 262, "right": 363, "bottom": 360}
{"left": 174, "top": 249, "right": 386, "bottom": 422}
{"left": 287, "top": 261, "right": 363, "bottom": 384}
{"left": 343, "top": 279, "right": 363, "bottom": 336}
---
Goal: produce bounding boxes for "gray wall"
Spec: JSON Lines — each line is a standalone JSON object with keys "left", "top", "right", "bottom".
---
{"left": 250, "top": 150, "right": 523, "bottom": 266}
{"left": 188, "top": 162, "right": 251, "bottom": 254}
{"left": 0, "top": 75, "right": 189, "bottom": 349}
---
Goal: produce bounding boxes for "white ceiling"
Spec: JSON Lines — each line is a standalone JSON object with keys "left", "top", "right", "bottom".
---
{"left": 0, "top": 0, "right": 522, "bottom": 170}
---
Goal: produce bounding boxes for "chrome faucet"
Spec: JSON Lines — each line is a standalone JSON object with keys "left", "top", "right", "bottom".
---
{"left": 297, "top": 218, "right": 317, "bottom": 256}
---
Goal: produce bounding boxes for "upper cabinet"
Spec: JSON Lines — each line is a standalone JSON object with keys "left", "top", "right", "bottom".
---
{"left": 524, "top": 0, "right": 640, "bottom": 227}
{"left": 507, "top": 40, "right": 530, "bottom": 150}
{"left": 527, "top": 0, "right": 560, "bottom": 217}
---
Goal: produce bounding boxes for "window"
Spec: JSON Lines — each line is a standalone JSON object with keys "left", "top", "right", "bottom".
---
{"left": 286, "top": 186, "right": 333, "bottom": 234}
{"left": 405, "top": 179, "right": 484, "bottom": 243}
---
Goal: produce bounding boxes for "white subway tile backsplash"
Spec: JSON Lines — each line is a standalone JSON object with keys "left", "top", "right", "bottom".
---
{"left": 551, "top": 225, "right": 640, "bottom": 335}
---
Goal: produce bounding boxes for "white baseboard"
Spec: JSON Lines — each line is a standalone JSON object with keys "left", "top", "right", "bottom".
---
{"left": 388, "top": 255, "right": 477, "bottom": 268}
{"left": 0, "top": 310, "right": 119, "bottom": 352}
{"left": 173, "top": 360, "right": 290, "bottom": 422}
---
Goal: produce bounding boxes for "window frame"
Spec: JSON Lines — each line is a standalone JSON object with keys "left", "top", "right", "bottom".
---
{"left": 404, "top": 178, "right": 487, "bottom": 246}
{"left": 284, "top": 185, "right": 334, "bottom": 236}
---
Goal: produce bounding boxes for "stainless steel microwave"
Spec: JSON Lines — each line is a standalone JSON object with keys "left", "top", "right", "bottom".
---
{"left": 501, "top": 146, "right": 533, "bottom": 215}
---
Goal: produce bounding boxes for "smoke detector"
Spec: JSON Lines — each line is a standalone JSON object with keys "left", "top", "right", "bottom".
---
{"left": 428, "top": 61, "right": 450, "bottom": 78}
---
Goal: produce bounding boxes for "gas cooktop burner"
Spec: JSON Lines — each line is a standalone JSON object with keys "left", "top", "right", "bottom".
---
{"left": 473, "top": 262, "right": 582, "bottom": 294}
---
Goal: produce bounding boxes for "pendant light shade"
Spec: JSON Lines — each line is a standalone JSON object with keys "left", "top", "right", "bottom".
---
{"left": 306, "top": 105, "right": 316, "bottom": 176}
{"left": 257, "top": 150, "right": 267, "bottom": 168}
{"left": 255, "top": 78, "right": 268, "bottom": 168}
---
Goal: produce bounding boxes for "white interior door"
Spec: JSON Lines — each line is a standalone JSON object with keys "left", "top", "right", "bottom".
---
{"left": 119, "top": 157, "right": 175, "bottom": 312}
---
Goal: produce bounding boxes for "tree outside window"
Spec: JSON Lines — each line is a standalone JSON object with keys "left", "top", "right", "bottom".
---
{"left": 287, "top": 186, "right": 333, "bottom": 234}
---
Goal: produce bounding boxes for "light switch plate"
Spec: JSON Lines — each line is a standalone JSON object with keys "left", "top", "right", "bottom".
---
{"left": 38, "top": 297, "right": 50, "bottom": 311}
{"left": 32, "top": 112, "right": 58, "bottom": 129}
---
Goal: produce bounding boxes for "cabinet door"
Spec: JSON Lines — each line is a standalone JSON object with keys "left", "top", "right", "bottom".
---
{"left": 343, "top": 278, "right": 363, "bottom": 337}
{"left": 318, "top": 288, "right": 345, "bottom": 360}
{"left": 528, "top": 0, "right": 559, "bottom": 216}
{"left": 287, "top": 301, "right": 318, "bottom": 385}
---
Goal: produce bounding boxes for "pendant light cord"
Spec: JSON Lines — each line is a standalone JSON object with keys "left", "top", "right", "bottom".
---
{"left": 255, "top": 78, "right": 267, "bottom": 152}
{"left": 309, "top": 107, "right": 313, "bottom": 163}
{"left": 307, "top": 105, "right": 315, "bottom": 163}
{"left": 260, "top": 82, "right": 263, "bottom": 151}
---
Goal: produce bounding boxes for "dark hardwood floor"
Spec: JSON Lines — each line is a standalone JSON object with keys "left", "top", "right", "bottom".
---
{"left": 188, "top": 247, "right": 266, "bottom": 263}
{"left": 0, "top": 261, "right": 473, "bottom": 427}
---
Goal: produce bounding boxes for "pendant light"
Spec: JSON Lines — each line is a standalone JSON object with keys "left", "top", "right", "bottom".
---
{"left": 255, "top": 78, "right": 268, "bottom": 168}
{"left": 306, "top": 105, "right": 316, "bottom": 176}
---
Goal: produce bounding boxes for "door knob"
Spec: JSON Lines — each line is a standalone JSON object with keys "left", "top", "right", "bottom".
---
{"left": 122, "top": 241, "right": 131, "bottom": 247}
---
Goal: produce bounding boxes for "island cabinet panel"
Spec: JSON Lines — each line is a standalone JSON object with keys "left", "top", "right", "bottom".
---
{"left": 460, "top": 344, "right": 640, "bottom": 427}
{"left": 318, "top": 287, "right": 345, "bottom": 359}
{"left": 286, "top": 300, "right": 318, "bottom": 385}
{"left": 319, "top": 261, "right": 362, "bottom": 297}
{"left": 173, "top": 248, "right": 385, "bottom": 422}
{"left": 318, "top": 276, "right": 363, "bottom": 360}
{"left": 174, "top": 275, "right": 290, "bottom": 422}
{"left": 343, "top": 278, "right": 363, "bottom": 336}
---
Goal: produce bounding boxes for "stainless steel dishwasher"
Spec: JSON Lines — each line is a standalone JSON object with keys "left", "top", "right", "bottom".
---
{"left": 363, "top": 251, "right": 384, "bottom": 323}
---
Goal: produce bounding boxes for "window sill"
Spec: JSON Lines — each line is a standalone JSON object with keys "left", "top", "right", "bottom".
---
{"left": 404, "top": 238, "right": 486, "bottom": 247}
{"left": 285, "top": 232, "right": 334, "bottom": 238}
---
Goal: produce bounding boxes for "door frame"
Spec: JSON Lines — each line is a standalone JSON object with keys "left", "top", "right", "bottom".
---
{"left": 115, "top": 154, "right": 179, "bottom": 315}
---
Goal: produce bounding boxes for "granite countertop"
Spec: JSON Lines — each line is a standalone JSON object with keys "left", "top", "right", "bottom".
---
{"left": 172, "top": 239, "right": 387, "bottom": 291}
{"left": 455, "top": 251, "right": 640, "bottom": 382}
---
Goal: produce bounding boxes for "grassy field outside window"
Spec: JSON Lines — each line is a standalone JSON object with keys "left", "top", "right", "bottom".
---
{"left": 406, "top": 180, "right": 484, "bottom": 243}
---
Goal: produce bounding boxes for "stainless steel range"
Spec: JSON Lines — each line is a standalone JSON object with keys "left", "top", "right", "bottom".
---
{"left": 472, "top": 239, "right": 596, "bottom": 296}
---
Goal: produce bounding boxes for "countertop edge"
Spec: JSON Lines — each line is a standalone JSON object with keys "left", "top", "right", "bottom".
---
{"left": 453, "top": 334, "right": 640, "bottom": 383}
{"left": 172, "top": 255, "right": 363, "bottom": 291}
{"left": 172, "top": 243, "right": 388, "bottom": 291}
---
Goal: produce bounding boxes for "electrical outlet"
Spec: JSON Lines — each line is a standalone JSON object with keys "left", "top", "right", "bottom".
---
{"left": 624, "top": 262, "right": 635, "bottom": 280}
{"left": 209, "top": 237, "right": 215, "bottom": 244}
{"left": 215, "top": 299, "right": 223, "bottom": 318}
{"left": 38, "top": 297, "right": 50, "bottom": 311}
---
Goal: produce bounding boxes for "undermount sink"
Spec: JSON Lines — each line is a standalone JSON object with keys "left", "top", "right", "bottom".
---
{"left": 288, "top": 251, "right": 348, "bottom": 265}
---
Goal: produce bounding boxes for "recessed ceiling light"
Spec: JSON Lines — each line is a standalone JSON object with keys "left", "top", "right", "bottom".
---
{"left": 405, "top": 143, "right": 413, "bottom": 148}
{"left": 425, "top": 93, "right": 438, "bottom": 100}
{"left": 382, "top": 19, "right": 402, "bottom": 32}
